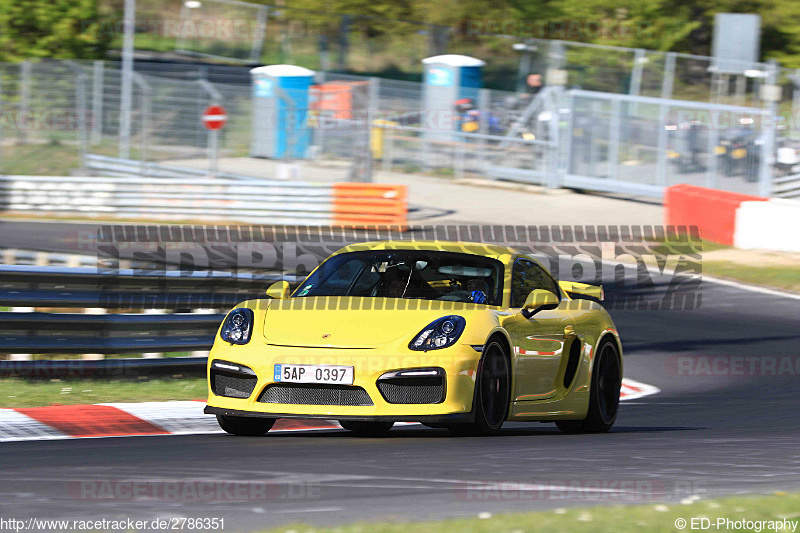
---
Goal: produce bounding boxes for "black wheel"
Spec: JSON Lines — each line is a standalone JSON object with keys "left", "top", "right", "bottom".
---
{"left": 339, "top": 421, "right": 394, "bottom": 436}
{"left": 216, "top": 414, "right": 275, "bottom": 436}
{"left": 556, "top": 338, "right": 621, "bottom": 434}
{"left": 448, "top": 339, "right": 510, "bottom": 436}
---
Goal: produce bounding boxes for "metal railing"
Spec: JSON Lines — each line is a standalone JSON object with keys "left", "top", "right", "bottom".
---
{"left": 0, "top": 264, "right": 286, "bottom": 309}
{"left": 1, "top": 57, "right": 799, "bottom": 202}
{"left": 0, "top": 174, "right": 408, "bottom": 226}
{"left": 0, "top": 264, "right": 293, "bottom": 373}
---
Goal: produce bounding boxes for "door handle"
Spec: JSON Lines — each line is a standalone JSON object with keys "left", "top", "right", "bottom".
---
{"left": 564, "top": 325, "right": 576, "bottom": 339}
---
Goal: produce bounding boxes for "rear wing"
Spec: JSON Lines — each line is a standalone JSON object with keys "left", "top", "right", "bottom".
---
{"left": 558, "top": 281, "right": 604, "bottom": 301}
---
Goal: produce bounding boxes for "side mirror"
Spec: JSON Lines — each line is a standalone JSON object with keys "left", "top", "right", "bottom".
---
{"left": 266, "top": 280, "right": 290, "bottom": 300}
{"left": 521, "top": 289, "right": 559, "bottom": 318}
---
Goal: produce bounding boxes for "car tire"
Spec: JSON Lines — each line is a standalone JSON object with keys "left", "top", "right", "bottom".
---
{"left": 216, "top": 414, "right": 275, "bottom": 436}
{"left": 447, "top": 339, "right": 510, "bottom": 437}
{"left": 339, "top": 421, "right": 394, "bottom": 436}
{"left": 556, "top": 338, "right": 621, "bottom": 434}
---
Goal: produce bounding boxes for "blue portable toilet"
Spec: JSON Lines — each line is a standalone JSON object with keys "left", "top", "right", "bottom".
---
{"left": 250, "top": 65, "right": 315, "bottom": 159}
{"left": 421, "top": 55, "right": 485, "bottom": 141}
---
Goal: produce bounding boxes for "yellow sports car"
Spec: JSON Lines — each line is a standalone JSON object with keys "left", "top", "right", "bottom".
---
{"left": 204, "top": 241, "right": 622, "bottom": 436}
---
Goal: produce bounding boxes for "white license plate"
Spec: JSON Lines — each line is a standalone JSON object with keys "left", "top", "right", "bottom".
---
{"left": 274, "top": 364, "right": 354, "bottom": 385}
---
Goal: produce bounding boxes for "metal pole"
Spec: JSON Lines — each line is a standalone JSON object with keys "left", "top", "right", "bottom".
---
{"left": 19, "top": 61, "right": 31, "bottom": 144}
{"left": 478, "top": 88, "right": 490, "bottom": 173}
{"left": 707, "top": 114, "right": 719, "bottom": 190}
{"left": 91, "top": 60, "right": 104, "bottom": 145}
{"left": 759, "top": 61, "right": 778, "bottom": 197}
{"left": 77, "top": 72, "right": 88, "bottom": 174}
{"left": 0, "top": 73, "right": 3, "bottom": 174}
{"left": 793, "top": 69, "right": 800, "bottom": 134}
{"left": 564, "top": 91, "right": 575, "bottom": 177}
{"left": 119, "top": 0, "right": 135, "bottom": 159}
{"left": 198, "top": 80, "right": 222, "bottom": 178}
{"left": 656, "top": 103, "right": 669, "bottom": 187}
{"left": 608, "top": 99, "right": 621, "bottom": 181}
{"left": 209, "top": 129, "right": 219, "bottom": 178}
{"left": 250, "top": 5, "right": 268, "bottom": 63}
{"left": 364, "top": 77, "right": 378, "bottom": 183}
{"left": 338, "top": 15, "right": 350, "bottom": 71}
{"left": 455, "top": 132, "right": 465, "bottom": 181}
{"left": 132, "top": 74, "right": 150, "bottom": 176}
{"left": 629, "top": 49, "right": 645, "bottom": 116}
{"left": 736, "top": 73, "right": 747, "bottom": 107}
{"left": 381, "top": 124, "right": 393, "bottom": 173}
{"left": 547, "top": 88, "right": 561, "bottom": 189}
{"left": 661, "top": 52, "right": 676, "bottom": 99}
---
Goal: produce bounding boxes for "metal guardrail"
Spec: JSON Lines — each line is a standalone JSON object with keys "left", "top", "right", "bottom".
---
{"left": 0, "top": 357, "right": 209, "bottom": 378}
{"left": 0, "top": 264, "right": 296, "bottom": 374}
{"left": 0, "top": 311, "right": 224, "bottom": 354}
{"left": 85, "top": 154, "right": 263, "bottom": 181}
{"left": 773, "top": 172, "right": 800, "bottom": 199}
{"left": 0, "top": 174, "right": 408, "bottom": 226}
{"left": 0, "top": 264, "right": 290, "bottom": 309}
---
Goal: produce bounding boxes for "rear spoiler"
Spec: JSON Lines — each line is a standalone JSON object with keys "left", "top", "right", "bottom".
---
{"left": 558, "top": 281, "right": 604, "bottom": 301}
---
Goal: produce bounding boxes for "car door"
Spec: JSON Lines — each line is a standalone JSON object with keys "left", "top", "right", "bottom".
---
{"left": 504, "top": 258, "right": 574, "bottom": 402}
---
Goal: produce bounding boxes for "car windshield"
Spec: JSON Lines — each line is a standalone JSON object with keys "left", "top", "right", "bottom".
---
{"left": 293, "top": 250, "right": 504, "bottom": 306}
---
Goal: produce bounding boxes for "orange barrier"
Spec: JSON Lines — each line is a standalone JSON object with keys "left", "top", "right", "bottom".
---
{"left": 310, "top": 82, "right": 368, "bottom": 119}
{"left": 332, "top": 183, "right": 408, "bottom": 228}
{"left": 664, "top": 184, "right": 767, "bottom": 245}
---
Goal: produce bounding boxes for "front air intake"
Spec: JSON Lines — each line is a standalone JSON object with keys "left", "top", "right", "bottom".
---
{"left": 377, "top": 376, "right": 445, "bottom": 404}
{"left": 258, "top": 384, "right": 374, "bottom": 406}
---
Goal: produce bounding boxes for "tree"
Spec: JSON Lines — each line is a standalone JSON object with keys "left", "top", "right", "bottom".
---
{"left": 0, "top": 0, "right": 109, "bottom": 61}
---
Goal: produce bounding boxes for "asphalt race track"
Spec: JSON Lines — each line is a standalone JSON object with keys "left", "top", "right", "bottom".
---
{"left": 2, "top": 270, "right": 799, "bottom": 530}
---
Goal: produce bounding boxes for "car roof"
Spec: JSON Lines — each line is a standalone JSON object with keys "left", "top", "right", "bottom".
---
{"left": 335, "top": 240, "right": 522, "bottom": 263}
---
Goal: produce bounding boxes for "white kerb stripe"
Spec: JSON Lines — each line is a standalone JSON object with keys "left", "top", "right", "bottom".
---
{"left": 100, "top": 401, "right": 221, "bottom": 435}
{"left": 0, "top": 409, "right": 67, "bottom": 442}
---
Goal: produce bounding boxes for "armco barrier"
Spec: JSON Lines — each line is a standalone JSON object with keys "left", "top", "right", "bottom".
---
{"left": 665, "top": 184, "right": 768, "bottom": 245}
{"left": 734, "top": 199, "right": 800, "bottom": 252}
{"left": 0, "top": 176, "right": 407, "bottom": 227}
{"left": 0, "top": 265, "right": 295, "bottom": 371}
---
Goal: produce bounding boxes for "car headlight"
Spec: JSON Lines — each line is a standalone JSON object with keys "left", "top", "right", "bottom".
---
{"left": 220, "top": 308, "right": 254, "bottom": 345}
{"left": 409, "top": 315, "right": 466, "bottom": 351}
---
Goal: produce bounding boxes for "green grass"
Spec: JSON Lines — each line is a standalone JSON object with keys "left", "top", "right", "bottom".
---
{"left": 0, "top": 142, "right": 80, "bottom": 176}
{"left": 266, "top": 492, "right": 800, "bottom": 533}
{"left": 651, "top": 237, "right": 731, "bottom": 256}
{"left": 702, "top": 262, "right": 800, "bottom": 293}
{"left": 0, "top": 377, "right": 207, "bottom": 408}
{"left": 28, "top": 351, "right": 192, "bottom": 361}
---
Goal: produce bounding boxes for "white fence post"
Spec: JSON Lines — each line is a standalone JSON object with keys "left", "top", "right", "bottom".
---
{"left": 191, "top": 308, "right": 216, "bottom": 358}
{"left": 142, "top": 309, "right": 166, "bottom": 359}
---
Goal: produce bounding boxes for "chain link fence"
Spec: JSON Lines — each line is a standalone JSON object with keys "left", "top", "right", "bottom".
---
{"left": 0, "top": 55, "right": 798, "bottom": 200}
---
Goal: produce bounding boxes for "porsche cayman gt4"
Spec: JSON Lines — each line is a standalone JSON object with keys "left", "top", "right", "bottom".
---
{"left": 204, "top": 241, "right": 622, "bottom": 436}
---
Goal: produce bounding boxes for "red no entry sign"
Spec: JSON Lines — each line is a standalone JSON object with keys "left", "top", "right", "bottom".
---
{"left": 202, "top": 105, "right": 227, "bottom": 130}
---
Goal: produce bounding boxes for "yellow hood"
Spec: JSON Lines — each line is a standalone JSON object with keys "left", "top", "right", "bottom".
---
{"left": 262, "top": 297, "right": 483, "bottom": 348}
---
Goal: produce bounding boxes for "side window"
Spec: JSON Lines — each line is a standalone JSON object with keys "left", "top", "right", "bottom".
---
{"left": 511, "top": 259, "right": 560, "bottom": 307}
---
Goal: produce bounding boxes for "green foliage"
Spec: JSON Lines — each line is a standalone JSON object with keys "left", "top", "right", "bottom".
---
{"left": 0, "top": 0, "right": 798, "bottom": 68}
{"left": 0, "top": 0, "right": 109, "bottom": 61}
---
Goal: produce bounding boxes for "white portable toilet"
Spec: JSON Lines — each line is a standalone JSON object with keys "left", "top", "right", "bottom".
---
{"left": 421, "top": 55, "right": 485, "bottom": 141}
{"left": 250, "top": 65, "right": 315, "bottom": 159}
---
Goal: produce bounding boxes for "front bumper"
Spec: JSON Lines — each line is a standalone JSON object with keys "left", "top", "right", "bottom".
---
{"left": 205, "top": 342, "right": 481, "bottom": 421}
{"left": 204, "top": 405, "right": 474, "bottom": 424}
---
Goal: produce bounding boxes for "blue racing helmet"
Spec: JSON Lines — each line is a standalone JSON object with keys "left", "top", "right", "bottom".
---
{"left": 470, "top": 290, "right": 487, "bottom": 304}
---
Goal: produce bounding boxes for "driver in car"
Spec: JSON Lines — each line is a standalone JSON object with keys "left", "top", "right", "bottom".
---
{"left": 466, "top": 278, "right": 488, "bottom": 304}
